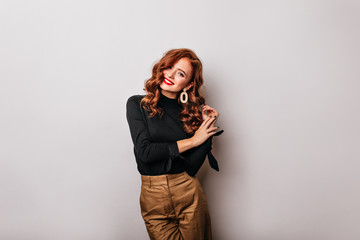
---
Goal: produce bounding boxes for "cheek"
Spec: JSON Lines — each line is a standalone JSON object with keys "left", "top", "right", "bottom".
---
{"left": 176, "top": 78, "right": 188, "bottom": 87}
{"left": 178, "top": 80, "right": 191, "bottom": 89}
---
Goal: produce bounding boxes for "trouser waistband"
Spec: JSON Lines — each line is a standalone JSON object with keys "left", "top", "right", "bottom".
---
{"left": 141, "top": 171, "right": 190, "bottom": 187}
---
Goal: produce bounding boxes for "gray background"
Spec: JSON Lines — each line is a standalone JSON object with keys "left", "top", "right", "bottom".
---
{"left": 1, "top": 0, "right": 359, "bottom": 239}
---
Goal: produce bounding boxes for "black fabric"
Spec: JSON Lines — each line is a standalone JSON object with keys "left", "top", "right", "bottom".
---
{"left": 126, "top": 92, "right": 223, "bottom": 176}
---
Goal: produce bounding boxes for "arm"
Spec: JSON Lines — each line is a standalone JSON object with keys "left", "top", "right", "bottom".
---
{"left": 177, "top": 138, "right": 197, "bottom": 154}
{"left": 181, "top": 137, "right": 212, "bottom": 176}
{"left": 126, "top": 95, "right": 180, "bottom": 164}
{"left": 181, "top": 130, "right": 224, "bottom": 176}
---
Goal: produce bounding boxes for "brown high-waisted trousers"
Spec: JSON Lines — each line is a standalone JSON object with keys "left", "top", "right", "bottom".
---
{"left": 140, "top": 171, "right": 212, "bottom": 240}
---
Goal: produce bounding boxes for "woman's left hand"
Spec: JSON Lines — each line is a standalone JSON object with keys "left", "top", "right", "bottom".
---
{"left": 201, "top": 104, "right": 219, "bottom": 124}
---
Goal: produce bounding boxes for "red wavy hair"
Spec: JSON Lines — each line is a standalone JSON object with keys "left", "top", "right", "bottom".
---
{"left": 140, "top": 48, "right": 206, "bottom": 134}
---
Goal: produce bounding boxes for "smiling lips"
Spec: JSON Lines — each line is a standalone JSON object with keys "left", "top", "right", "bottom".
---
{"left": 164, "top": 77, "right": 174, "bottom": 85}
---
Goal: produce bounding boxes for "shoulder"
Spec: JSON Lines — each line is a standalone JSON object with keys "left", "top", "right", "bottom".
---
{"left": 126, "top": 94, "right": 146, "bottom": 111}
{"left": 127, "top": 94, "right": 145, "bottom": 105}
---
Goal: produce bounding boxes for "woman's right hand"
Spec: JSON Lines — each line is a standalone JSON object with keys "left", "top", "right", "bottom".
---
{"left": 191, "top": 116, "right": 219, "bottom": 147}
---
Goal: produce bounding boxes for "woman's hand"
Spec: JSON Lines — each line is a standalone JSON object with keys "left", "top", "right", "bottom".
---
{"left": 201, "top": 104, "right": 219, "bottom": 128}
{"left": 191, "top": 116, "right": 219, "bottom": 147}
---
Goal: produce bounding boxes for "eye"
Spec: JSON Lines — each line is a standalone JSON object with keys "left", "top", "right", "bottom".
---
{"left": 178, "top": 72, "right": 184, "bottom": 77}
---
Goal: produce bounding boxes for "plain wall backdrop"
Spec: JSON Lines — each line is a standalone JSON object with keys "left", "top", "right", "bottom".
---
{"left": 1, "top": 0, "right": 359, "bottom": 239}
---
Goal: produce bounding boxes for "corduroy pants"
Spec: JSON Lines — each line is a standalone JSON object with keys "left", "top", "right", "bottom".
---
{"left": 140, "top": 171, "right": 212, "bottom": 240}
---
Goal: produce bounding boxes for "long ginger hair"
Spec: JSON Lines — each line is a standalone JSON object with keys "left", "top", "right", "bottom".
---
{"left": 140, "top": 48, "right": 206, "bottom": 134}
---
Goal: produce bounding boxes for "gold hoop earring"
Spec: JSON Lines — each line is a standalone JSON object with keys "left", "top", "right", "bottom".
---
{"left": 180, "top": 88, "right": 188, "bottom": 103}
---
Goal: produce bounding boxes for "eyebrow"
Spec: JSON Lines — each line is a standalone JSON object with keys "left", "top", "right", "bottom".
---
{"left": 176, "top": 68, "right": 187, "bottom": 77}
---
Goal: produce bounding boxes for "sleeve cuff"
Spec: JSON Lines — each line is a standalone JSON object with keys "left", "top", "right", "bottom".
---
{"left": 207, "top": 129, "right": 224, "bottom": 171}
{"left": 164, "top": 142, "right": 180, "bottom": 172}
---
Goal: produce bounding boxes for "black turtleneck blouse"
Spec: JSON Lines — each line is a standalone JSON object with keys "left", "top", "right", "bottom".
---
{"left": 126, "top": 92, "right": 223, "bottom": 176}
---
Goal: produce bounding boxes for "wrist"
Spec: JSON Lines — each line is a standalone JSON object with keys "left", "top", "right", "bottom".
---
{"left": 190, "top": 136, "right": 199, "bottom": 148}
{"left": 177, "top": 137, "right": 198, "bottom": 154}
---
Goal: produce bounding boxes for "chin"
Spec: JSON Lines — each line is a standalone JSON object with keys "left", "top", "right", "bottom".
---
{"left": 160, "top": 84, "right": 175, "bottom": 91}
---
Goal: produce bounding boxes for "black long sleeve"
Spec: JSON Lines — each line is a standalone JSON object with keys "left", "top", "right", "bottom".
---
{"left": 126, "top": 92, "right": 223, "bottom": 176}
{"left": 181, "top": 138, "right": 211, "bottom": 176}
{"left": 126, "top": 95, "right": 180, "bottom": 164}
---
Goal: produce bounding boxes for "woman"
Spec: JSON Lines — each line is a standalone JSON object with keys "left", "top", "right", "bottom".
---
{"left": 126, "top": 48, "right": 223, "bottom": 240}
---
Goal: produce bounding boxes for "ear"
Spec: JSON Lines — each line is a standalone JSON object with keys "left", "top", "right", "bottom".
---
{"left": 185, "top": 82, "right": 194, "bottom": 91}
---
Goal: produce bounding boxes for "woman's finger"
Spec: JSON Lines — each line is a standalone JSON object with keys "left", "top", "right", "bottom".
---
{"left": 209, "top": 130, "right": 218, "bottom": 137}
{"left": 199, "top": 115, "right": 213, "bottom": 128}
{"left": 202, "top": 105, "right": 214, "bottom": 110}
{"left": 202, "top": 107, "right": 218, "bottom": 117}
{"left": 204, "top": 116, "right": 217, "bottom": 128}
{"left": 202, "top": 107, "right": 215, "bottom": 113}
{"left": 207, "top": 126, "right": 219, "bottom": 133}
{"left": 209, "top": 118, "right": 217, "bottom": 128}
{"left": 202, "top": 105, "right": 212, "bottom": 110}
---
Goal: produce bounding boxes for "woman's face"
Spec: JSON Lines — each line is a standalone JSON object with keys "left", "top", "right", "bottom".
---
{"left": 160, "top": 57, "right": 193, "bottom": 99}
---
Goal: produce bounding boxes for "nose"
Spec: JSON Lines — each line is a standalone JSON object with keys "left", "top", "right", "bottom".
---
{"left": 167, "top": 69, "right": 175, "bottom": 78}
